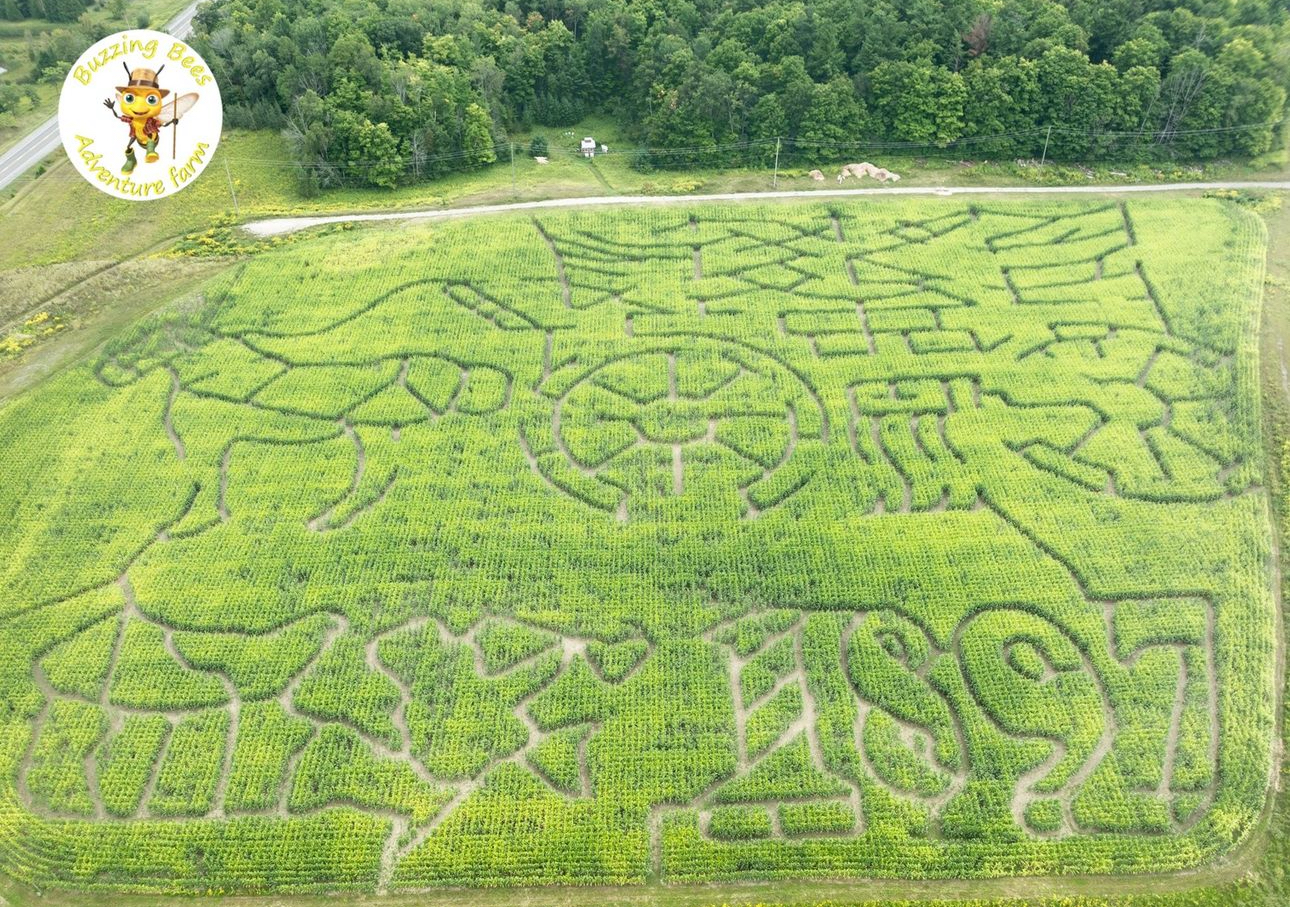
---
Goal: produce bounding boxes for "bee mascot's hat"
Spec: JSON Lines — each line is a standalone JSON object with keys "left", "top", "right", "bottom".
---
{"left": 117, "top": 63, "right": 170, "bottom": 98}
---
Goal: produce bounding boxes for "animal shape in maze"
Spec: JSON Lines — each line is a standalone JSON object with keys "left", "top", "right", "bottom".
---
{"left": 95, "top": 327, "right": 513, "bottom": 533}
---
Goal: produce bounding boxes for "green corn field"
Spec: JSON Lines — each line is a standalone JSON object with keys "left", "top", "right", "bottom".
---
{"left": 0, "top": 198, "right": 1276, "bottom": 895}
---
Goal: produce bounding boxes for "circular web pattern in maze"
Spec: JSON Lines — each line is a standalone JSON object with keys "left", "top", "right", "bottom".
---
{"left": 531, "top": 339, "right": 826, "bottom": 519}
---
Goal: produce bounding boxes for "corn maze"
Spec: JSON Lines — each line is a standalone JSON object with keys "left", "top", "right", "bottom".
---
{"left": 0, "top": 198, "right": 1277, "bottom": 894}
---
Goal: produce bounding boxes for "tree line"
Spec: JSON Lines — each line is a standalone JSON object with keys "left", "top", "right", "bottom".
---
{"left": 179, "top": 0, "right": 1288, "bottom": 189}
{"left": 2, "top": 0, "right": 91, "bottom": 23}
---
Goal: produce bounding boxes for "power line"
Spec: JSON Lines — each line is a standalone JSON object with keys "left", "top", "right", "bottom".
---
{"left": 1058, "top": 118, "right": 1290, "bottom": 138}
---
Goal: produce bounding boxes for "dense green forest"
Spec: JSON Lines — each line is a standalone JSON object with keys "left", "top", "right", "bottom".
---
{"left": 11, "top": 0, "right": 1288, "bottom": 187}
{"left": 2, "top": 0, "right": 92, "bottom": 23}
{"left": 181, "top": 0, "right": 1289, "bottom": 187}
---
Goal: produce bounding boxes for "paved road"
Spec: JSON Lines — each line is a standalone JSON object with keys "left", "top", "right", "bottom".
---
{"left": 0, "top": 0, "right": 201, "bottom": 192}
{"left": 243, "top": 180, "right": 1290, "bottom": 236}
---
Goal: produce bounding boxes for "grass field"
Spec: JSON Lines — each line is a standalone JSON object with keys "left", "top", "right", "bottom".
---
{"left": 0, "top": 197, "right": 1279, "bottom": 897}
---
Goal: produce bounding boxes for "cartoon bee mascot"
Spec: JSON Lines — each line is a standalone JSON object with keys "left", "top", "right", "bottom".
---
{"left": 102, "top": 63, "right": 177, "bottom": 175}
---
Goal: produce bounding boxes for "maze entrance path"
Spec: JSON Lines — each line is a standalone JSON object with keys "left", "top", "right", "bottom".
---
{"left": 0, "top": 198, "right": 1277, "bottom": 894}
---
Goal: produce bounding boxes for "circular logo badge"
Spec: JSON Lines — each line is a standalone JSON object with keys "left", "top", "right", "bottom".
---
{"left": 58, "top": 30, "right": 222, "bottom": 201}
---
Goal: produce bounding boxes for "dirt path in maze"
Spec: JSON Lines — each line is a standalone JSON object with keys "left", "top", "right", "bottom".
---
{"left": 1257, "top": 198, "right": 1290, "bottom": 798}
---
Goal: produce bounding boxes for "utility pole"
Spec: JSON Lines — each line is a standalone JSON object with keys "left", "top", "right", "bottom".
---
{"left": 224, "top": 158, "right": 238, "bottom": 217}
{"left": 772, "top": 137, "right": 781, "bottom": 189}
{"left": 1040, "top": 125, "right": 1052, "bottom": 167}
{"left": 510, "top": 142, "right": 516, "bottom": 198}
